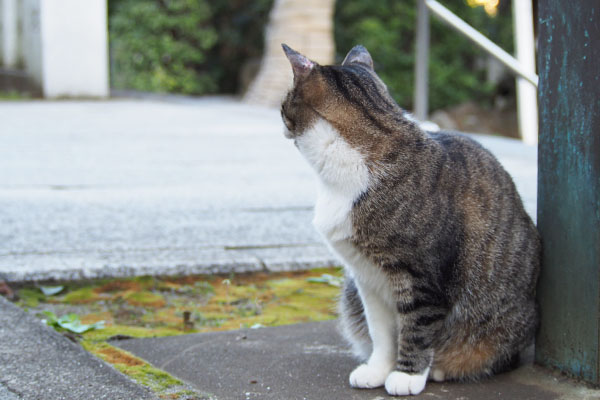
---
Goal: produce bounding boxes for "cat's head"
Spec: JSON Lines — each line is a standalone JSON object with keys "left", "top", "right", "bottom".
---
{"left": 280, "top": 44, "right": 407, "bottom": 142}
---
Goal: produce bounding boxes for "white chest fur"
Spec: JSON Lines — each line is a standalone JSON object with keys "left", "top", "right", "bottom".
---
{"left": 295, "top": 118, "right": 391, "bottom": 298}
{"left": 295, "top": 118, "right": 369, "bottom": 241}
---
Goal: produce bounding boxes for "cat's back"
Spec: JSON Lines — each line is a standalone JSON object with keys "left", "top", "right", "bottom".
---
{"left": 425, "top": 130, "right": 540, "bottom": 295}
{"left": 352, "top": 127, "right": 540, "bottom": 289}
{"left": 425, "top": 130, "right": 527, "bottom": 218}
{"left": 428, "top": 130, "right": 507, "bottom": 180}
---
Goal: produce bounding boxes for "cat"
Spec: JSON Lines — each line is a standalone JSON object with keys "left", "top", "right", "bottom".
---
{"left": 280, "top": 44, "right": 541, "bottom": 396}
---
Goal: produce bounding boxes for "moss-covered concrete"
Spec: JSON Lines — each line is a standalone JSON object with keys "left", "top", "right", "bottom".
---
{"left": 84, "top": 342, "right": 212, "bottom": 399}
{"left": 13, "top": 268, "right": 343, "bottom": 399}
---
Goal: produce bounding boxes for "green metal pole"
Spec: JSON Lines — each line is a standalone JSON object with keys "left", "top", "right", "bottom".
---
{"left": 536, "top": 0, "right": 600, "bottom": 384}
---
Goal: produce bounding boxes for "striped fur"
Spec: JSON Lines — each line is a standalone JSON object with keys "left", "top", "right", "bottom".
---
{"left": 281, "top": 44, "right": 540, "bottom": 396}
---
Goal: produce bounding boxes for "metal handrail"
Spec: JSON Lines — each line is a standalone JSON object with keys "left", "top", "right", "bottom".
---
{"left": 414, "top": 0, "right": 539, "bottom": 144}
{"left": 426, "top": 0, "right": 538, "bottom": 86}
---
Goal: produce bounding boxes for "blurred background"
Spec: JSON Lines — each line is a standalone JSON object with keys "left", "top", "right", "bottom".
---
{"left": 0, "top": 0, "right": 527, "bottom": 138}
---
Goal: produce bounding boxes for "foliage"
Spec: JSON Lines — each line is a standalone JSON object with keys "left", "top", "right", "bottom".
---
{"left": 110, "top": 0, "right": 218, "bottom": 94}
{"left": 307, "top": 273, "right": 344, "bottom": 287}
{"left": 335, "top": 0, "right": 514, "bottom": 111}
{"left": 108, "top": 0, "right": 513, "bottom": 108}
{"left": 17, "top": 288, "right": 45, "bottom": 308}
{"left": 207, "top": 0, "right": 274, "bottom": 93}
{"left": 108, "top": 0, "right": 273, "bottom": 95}
{"left": 40, "top": 286, "right": 64, "bottom": 296}
{"left": 42, "top": 311, "right": 105, "bottom": 334}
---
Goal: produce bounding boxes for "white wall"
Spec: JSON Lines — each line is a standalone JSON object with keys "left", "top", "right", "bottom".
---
{"left": 21, "top": 0, "right": 109, "bottom": 98}
{"left": 40, "top": 0, "right": 108, "bottom": 97}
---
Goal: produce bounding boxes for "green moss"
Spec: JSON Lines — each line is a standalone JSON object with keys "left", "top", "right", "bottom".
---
{"left": 193, "top": 312, "right": 225, "bottom": 328}
{"left": 85, "top": 343, "right": 216, "bottom": 399}
{"left": 267, "top": 278, "right": 301, "bottom": 289}
{"left": 63, "top": 287, "right": 97, "bottom": 304}
{"left": 125, "top": 291, "right": 166, "bottom": 307}
{"left": 194, "top": 281, "right": 215, "bottom": 293}
{"left": 130, "top": 275, "right": 158, "bottom": 289}
{"left": 83, "top": 324, "right": 182, "bottom": 342}
{"left": 119, "top": 363, "right": 181, "bottom": 391}
{"left": 305, "top": 266, "right": 343, "bottom": 276}
{"left": 228, "top": 284, "right": 258, "bottom": 298}
{"left": 17, "top": 288, "right": 46, "bottom": 308}
{"left": 84, "top": 342, "right": 201, "bottom": 398}
{"left": 174, "top": 281, "right": 215, "bottom": 298}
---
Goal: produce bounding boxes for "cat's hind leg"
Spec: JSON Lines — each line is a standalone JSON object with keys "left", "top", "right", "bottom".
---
{"left": 339, "top": 276, "right": 371, "bottom": 360}
{"left": 345, "top": 279, "right": 396, "bottom": 389}
{"left": 428, "top": 368, "right": 446, "bottom": 382}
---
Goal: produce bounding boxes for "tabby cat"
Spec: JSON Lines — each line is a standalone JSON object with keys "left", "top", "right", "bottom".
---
{"left": 280, "top": 44, "right": 540, "bottom": 396}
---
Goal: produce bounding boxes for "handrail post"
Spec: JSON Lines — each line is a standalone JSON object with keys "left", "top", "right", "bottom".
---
{"left": 513, "top": 0, "right": 538, "bottom": 145}
{"left": 414, "top": 0, "right": 430, "bottom": 121}
{"left": 536, "top": 0, "right": 600, "bottom": 383}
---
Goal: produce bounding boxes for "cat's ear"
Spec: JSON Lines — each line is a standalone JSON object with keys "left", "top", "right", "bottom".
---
{"left": 282, "top": 44, "right": 315, "bottom": 81}
{"left": 342, "top": 45, "right": 374, "bottom": 70}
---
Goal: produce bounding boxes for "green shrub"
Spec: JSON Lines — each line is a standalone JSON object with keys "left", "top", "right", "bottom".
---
{"left": 334, "top": 0, "right": 514, "bottom": 111}
{"left": 109, "top": 0, "right": 218, "bottom": 94}
{"left": 207, "top": 0, "right": 274, "bottom": 93}
{"left": 108, "top": 0, "right": 273, "bottom": 95}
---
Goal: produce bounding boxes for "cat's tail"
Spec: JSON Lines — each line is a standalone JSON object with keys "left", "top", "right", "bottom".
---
{"left": 433, "top": 298, "right": 537, "bottom": 381}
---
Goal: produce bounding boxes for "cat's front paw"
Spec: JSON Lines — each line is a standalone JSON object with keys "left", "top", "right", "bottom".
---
{"left": 349, "top": 364, "right": 389, "bottom": 389}
{"left": 384, "top": 369, "right": 429, "bottom": 396}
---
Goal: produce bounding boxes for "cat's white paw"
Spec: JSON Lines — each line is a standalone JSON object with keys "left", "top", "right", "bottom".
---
{"left": 384, "top": 369, "right": 429, "bottom": 396}
{"left": 349, "top": 364, "right": 389, "bottom": 389}
{"left": 429, "top": 368, "right": 446, "bottom": 382}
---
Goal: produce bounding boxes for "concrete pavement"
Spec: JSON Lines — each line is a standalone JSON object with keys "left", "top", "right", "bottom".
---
{"left": 115, "top": 320, "right": 600, "bottom": 400}
{"left": 0, "top": 295, "right": 158, "bottom": 400}
{"left": 0, "top": 97, "right": 537, "bottom": 282}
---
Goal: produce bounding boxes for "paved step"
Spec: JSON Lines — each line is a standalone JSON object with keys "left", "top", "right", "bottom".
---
{"left": 114, "top": 320, "right": 597, "bottom": 400}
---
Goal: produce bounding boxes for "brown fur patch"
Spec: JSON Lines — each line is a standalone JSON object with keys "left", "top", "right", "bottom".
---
{"left": 434, "top": 337, "right": 497, "bottom": 380}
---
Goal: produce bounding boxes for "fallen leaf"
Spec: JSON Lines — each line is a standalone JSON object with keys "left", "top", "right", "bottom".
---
{"left": 40, "top": 286, "right": 64, "bottom": 296}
